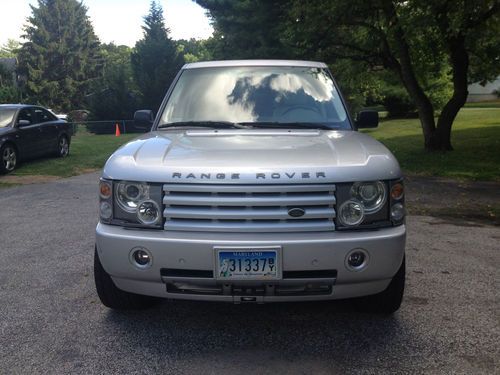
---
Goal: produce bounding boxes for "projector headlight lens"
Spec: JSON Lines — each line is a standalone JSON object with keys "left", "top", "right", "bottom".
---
{"left": 350, "top": 181, "right": 386, "bottom": 213}
{"left": 116, "top": 181, "right": 150, "bottom": 212}
{"left": 137, "top": 200, "right": 161, "bottom": 225}
{"left": 339, "top": 199, "right": 365, "bottom": 226}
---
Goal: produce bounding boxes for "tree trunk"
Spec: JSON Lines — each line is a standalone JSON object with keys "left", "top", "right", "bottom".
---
{"left": 382, "top": 2, "right": 438, "bottom": 151}
{"left": 434, "top": 37, "right": 469, "bottom": 151}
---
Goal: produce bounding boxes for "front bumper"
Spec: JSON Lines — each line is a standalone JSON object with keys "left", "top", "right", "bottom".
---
{"left": 95, "top": 223, "right": 406, "bottom": 302}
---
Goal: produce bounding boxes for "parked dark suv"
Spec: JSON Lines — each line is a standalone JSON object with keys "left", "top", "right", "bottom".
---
{"left": 0, "top": 104, "right": 72, "bottom": 174}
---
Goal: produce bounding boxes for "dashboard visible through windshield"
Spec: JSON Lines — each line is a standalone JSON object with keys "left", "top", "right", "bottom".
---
{"left": 158, "top": 66, "right": 351, "bottom": 130}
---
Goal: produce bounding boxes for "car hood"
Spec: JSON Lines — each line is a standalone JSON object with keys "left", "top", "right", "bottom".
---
{"left": 103, "top": 129, "right": 401, "bottom": 183}
{"left": 0, "top": 127, "right": 13, "bottom": 136}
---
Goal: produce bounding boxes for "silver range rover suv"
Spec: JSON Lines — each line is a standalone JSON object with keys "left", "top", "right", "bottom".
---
{"left": 95, "top": 60, "right": 406, "bottom": 314}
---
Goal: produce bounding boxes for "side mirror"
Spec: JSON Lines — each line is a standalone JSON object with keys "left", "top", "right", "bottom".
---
{"left": 356, "top": 110, "right": 379, "bottom": 129}
{"left": 134, "top": 110, "right": 154, "bottom": 130}
{"left": 18, "top": 119, "right": 31, "bottom": 127}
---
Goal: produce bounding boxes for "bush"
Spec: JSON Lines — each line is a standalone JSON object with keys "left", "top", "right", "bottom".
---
{"left": 382, "top": 86, "right": 418, "bottom": 118}
{"left": 0, "top": 85, "right": 21, "bottom": 103}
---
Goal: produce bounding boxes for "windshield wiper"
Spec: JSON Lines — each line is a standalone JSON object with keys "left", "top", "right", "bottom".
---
{"left": 157, "top": 121, "right": 249, "bottom": 129}
{"left": 237, "top": 122, "right": 337, "bottom": 130}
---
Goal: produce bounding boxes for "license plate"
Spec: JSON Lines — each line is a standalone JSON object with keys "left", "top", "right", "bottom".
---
{"left": 215, "top": 249, "right": 280, "bottom": 280}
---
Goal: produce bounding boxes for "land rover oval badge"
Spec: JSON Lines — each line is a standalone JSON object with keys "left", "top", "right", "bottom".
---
{"left": 288, "top": 208, "right": 306, "bottom": 218}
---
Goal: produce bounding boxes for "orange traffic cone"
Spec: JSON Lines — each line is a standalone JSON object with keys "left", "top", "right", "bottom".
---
{"left": 115, "top": 123, "right": 121, "bottom": 137}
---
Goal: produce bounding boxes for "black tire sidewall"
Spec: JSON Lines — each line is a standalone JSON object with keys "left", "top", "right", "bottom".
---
{"left": 0, "top": 143, "right": 17, "bottom": 174}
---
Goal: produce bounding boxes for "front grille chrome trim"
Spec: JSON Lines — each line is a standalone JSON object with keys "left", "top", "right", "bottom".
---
{"left": 163, "top": 183, "right": 336, "bottom": 232}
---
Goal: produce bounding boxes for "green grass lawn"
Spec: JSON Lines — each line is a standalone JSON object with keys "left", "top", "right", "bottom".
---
{"left": 363, "top": 108, "right": 500, "bottom": 180}
{"left": 4, "top": 107, "right": 500, "bottom": 181}
{"left": 10, "top": 130, "right": 137, "bottom": 178}
{"left": 464, "top": 99, "right": 500, "bottom": 108}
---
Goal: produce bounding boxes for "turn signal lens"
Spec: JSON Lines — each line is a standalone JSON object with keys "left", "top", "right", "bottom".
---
{"left": 391, "top": 183, "right": 404, "bottom": 200}
{"left": 99, "top": 180, "right": 112, "bottom": 199}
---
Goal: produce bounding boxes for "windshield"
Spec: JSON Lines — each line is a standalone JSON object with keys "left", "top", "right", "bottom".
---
{"left": 159, "top": 66, "right": 351, "bottom": 129}
{"left": 0, "top": 108, "right": 16, "bottom": 128}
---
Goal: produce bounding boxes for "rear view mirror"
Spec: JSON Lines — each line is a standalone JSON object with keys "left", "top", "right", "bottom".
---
{"left": 356, "top": 110, "right": 379, "bottom": 129}
{"left": 134, "top": 110, "right": 154, "bottom": 130}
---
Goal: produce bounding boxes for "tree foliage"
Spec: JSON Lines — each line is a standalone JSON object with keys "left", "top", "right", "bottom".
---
{"left": 17, "top": 0, "right": 102, "bottom": 112}
{"left": 198, "top": 0, "right": 500, "bottom": 151}
{"left": 176, "top": 38, "right": 212, "bottom": 63}
{"left": 0, "top": 39, "right": 22, "bottom": 102}
{"left": 0, "top": 39, "right": 21, "bottom": 58}
{"left": 285, "top": 0, "right": 500, "bottom": 150}
{"left": 131, "top": 1, "right": 183, "bottom": 112}
{"left": 195, "top": 0, "right": 290, "bottom": 59}
{"left": 86, "top": 44, "right": 140, "bottom": 120}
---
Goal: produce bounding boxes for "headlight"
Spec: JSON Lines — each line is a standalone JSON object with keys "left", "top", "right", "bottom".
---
{"left": 98, "top": 179, "right": 163, "bottom": 228}
{"left": 350, "top": 181, "right": 386, "bottom": 213}
{"left": 116, "top": 181, "right": 150, "bottom": 212}
{"left": 137, "top": 200, "right": 161, "bottom": 225}
{"left": 336, "top": 180, "right": 401, "bottom": 229}
{"left": 338, "top": 199, "right": 365, "bottom": 226}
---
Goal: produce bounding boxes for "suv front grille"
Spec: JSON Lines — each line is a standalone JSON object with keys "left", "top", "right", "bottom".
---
{"left": 162, "top": 184, "right": 336, "bottom": 232}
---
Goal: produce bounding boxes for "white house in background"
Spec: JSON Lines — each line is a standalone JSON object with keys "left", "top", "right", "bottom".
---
{"left": 467, "top": 77, "right": 500, "bottom": 102}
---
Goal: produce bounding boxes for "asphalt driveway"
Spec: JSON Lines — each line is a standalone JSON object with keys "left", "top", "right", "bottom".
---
{"left": 0, "top": 173, "right": 498, "bottom": 374}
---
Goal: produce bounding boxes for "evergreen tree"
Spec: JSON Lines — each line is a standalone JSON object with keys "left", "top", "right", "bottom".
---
{"left": 0, "top": 39, "right": 20, "bottom": 58}
{"left": 196, "top": 0, "right": 290, "bottom": 60}
{"left": 17, "top": 0, "right": 102, "bottom": 112}
{"left": 131, "top": 1, "right": 183, "bottom": 111}
{"left": 87, "top": 43, "right": 140, "bottom": 121}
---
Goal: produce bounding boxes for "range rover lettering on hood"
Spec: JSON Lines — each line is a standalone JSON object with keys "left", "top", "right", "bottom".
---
{"left": 171, "top": 171, "right": 327, "bottom": 180}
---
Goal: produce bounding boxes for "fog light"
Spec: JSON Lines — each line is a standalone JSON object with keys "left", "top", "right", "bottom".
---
{"left": 137, "top": 200, "right": 160, "bottom": 225}
{"left": 391, "top": 203, "right": 405, "bottom": 221}
{"left": 130, "top": 248, "right": 152, "bottom": 269}
{"left": 345, "top": 249, "right": 369, "bottom": 271}
{"left": 99, "top": 201, "right": 112, "bottom": 220}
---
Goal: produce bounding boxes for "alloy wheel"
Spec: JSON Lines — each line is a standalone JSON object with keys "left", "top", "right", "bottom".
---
{"left": 59, "top": 137, "right": 69, "bottom": 157}
{"left": 2, "top": 146, "right": 17, "bottom": 171}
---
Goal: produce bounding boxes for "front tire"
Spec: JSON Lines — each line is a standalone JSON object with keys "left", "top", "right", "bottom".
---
{"left": 94, "top": 247, "right": 159, "bottom": 310}
{"left": 0, "top": 143, "right": 18, "bottom": 174}
{"left": 56, "top": 135, "right": 70, "bottom": 157}
{"left": 354, "top": 257, "right": 405, "bottom": 314}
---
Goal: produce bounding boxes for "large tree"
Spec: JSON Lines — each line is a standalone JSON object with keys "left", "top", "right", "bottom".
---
{"left": 195, "top": 0, "right": 290, "bottom": 59}
{"left": 197, "top": 0, "right": 500, "bottom": 151}
{"left": 131, "top": 1, "right": 183, "bottom": 112}
{"left": 87, "top": 44, "right": 140, "bottom": 120}
{"left": 17, "top": 0, "right": 102, "bottom": 112}
{"left": 286, "top": 0, "right": 500, "bottom": 151}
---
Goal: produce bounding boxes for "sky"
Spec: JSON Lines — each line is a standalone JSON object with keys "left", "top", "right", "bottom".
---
{"left": 0, "top": 0, "right": 213, "bottom": 46}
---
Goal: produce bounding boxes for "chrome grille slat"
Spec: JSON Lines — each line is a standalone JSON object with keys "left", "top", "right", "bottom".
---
{"left": 164, "top": 207, "right": 336, "bottom": 220}
{"left": 163, "top": 194, "right": 335, "bottom": 207}
{"left": 163, "top": 184, "right": 335, "bottom": 193}
{"left": 163, "top": 184, "right": 336, "bottom": 232}
{"left": 164, "top": 219, "right": 334, "bottom": 232}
